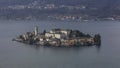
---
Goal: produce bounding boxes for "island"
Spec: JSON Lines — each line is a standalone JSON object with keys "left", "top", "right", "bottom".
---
{"left": 13, "top": 26, "right": 101, "bottom": 47}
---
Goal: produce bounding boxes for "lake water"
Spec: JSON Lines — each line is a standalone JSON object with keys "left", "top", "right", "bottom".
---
{"left": 0, "top": 20, "right": 120, "bottom": 68}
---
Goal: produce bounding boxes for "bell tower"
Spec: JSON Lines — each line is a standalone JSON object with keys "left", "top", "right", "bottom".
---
{"left": 34, "top": 26, "right": 38, "bottom": 36}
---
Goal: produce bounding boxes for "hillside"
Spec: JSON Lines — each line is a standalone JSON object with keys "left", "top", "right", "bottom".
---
{"left": 0, "top": 0, "right": 120, "bottom": 21}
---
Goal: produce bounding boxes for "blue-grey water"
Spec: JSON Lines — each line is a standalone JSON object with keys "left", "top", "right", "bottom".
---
{"left": 0, "top": 20, "right": 120, "bottom": 68}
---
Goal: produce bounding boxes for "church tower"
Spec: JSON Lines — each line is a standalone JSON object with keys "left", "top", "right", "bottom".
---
{"left": 34, "top": 26, "right": 38, "bottom": 36}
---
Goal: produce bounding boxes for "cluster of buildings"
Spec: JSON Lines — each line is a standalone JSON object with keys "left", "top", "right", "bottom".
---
{"left": 13, "top": 26, "right": 101, "bottom": 47}
{"left": 5, "top": 2, "right": 86, "bottom": 10}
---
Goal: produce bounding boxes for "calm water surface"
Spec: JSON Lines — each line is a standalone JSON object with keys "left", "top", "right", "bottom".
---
{"left": 0, "top": 20, "right": 120, "bottom": 68}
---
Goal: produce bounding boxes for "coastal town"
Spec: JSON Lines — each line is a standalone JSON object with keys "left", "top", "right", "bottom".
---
{"left": 13, "top": 26, "right": 101, "bottom": 47}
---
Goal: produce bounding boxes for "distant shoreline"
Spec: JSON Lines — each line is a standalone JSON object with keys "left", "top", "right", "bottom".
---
{"left": 0, "top": 19, "right": 119, "bottom": 22}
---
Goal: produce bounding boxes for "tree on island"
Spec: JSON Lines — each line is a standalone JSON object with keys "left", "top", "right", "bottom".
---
{"left": 94, "top": 34, "right": 101, "bottom": 45}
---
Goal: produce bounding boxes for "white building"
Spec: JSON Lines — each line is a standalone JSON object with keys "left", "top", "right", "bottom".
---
{"left": 50, "top": 29, "right": 71, "bottom": 36}
{"left": 45, "top": 32, "right": 66, "bottom": 39}
{"left": 61, "top": 30, "right": 71, "bottom": 35}
{"left": 45, "top": 32, "right": 55, "bottom": 38}
{"left": 54, "top": 34, "right": 62, "bottom": 39}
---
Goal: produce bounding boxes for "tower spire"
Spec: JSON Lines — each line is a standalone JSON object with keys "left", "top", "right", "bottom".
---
{"left": 34, "top": 26, "right": 38, "bottom": 36}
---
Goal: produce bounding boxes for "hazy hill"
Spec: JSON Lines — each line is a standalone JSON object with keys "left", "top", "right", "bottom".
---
{"left": 0, "top": 0, "right": 118, "bottom": 8}
{"left": 0, "top": 0, "right": 120, "bottom": 20}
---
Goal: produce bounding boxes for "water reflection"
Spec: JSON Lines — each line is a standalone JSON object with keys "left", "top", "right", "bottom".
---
{"left": 22, "top": 43, "right": 101, "bottom": 52}
{"left": 95, "top": 45, "right": 101, "bottom": 53}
